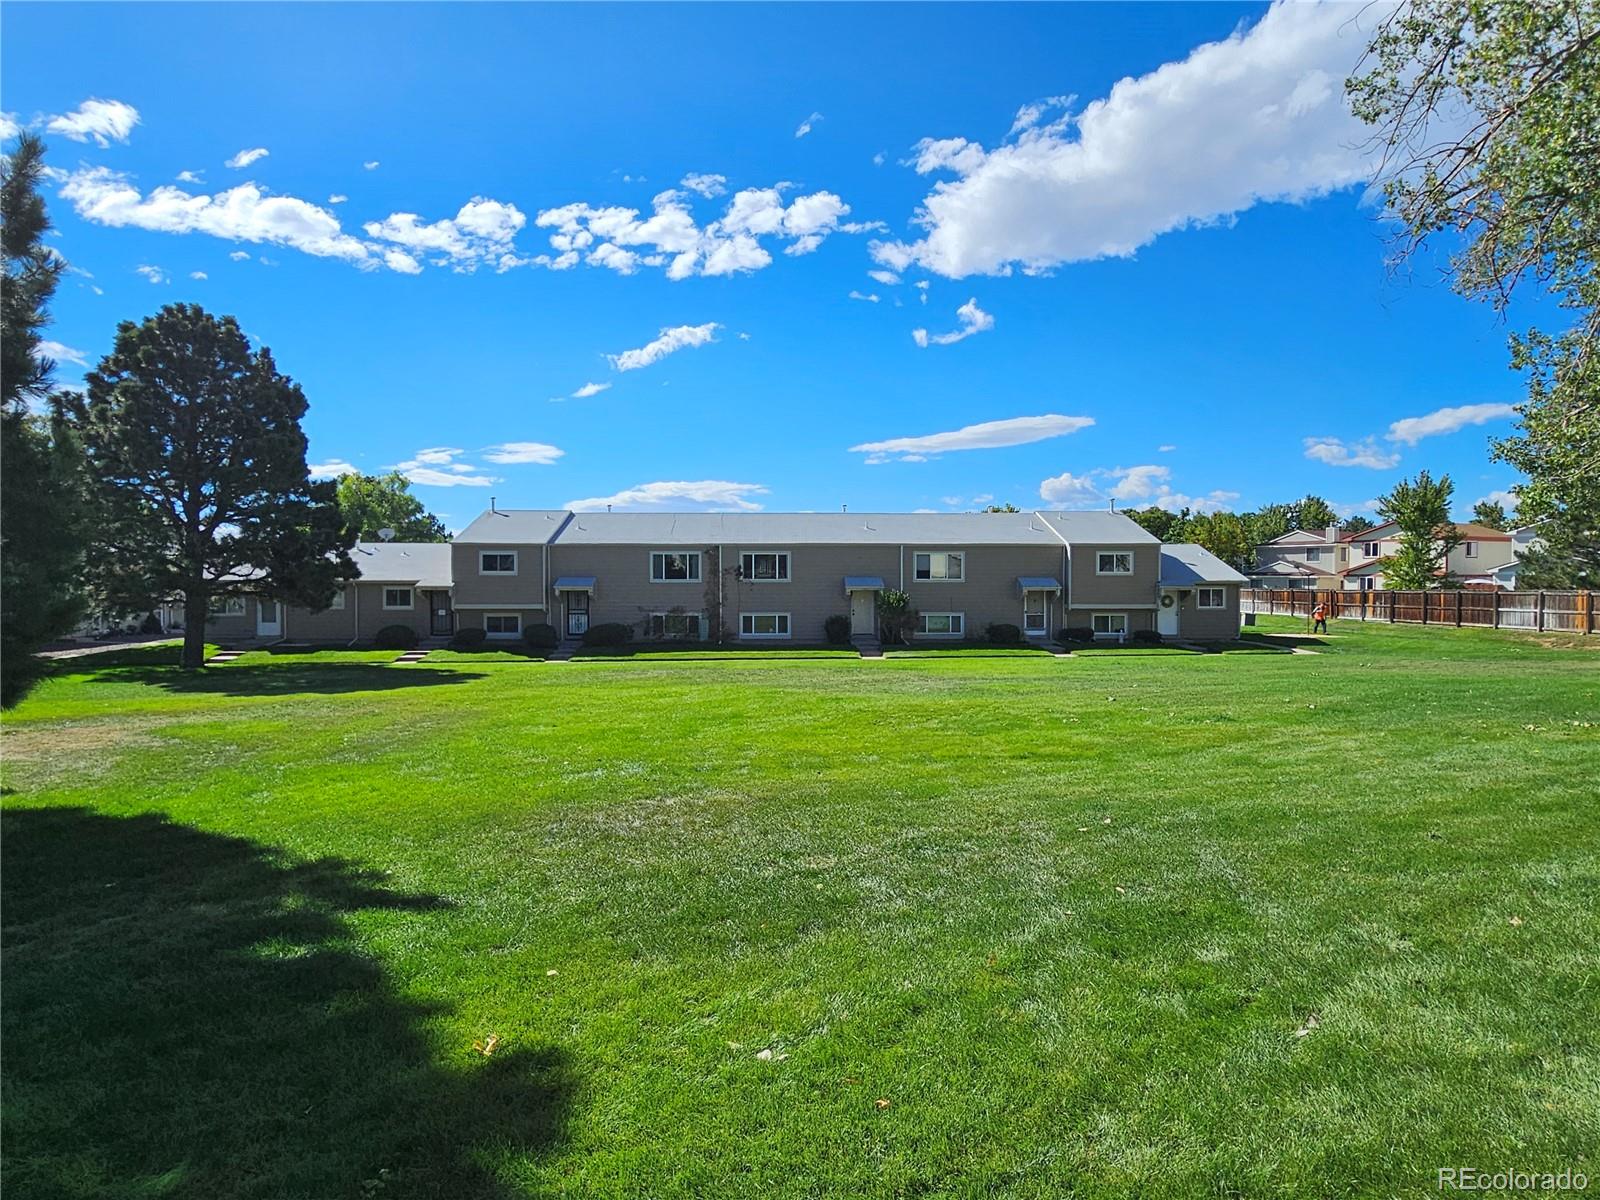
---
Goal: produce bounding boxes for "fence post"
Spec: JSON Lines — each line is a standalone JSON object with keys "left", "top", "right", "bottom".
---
{"left": 1455, "top": 590, "right": 1462, "bottom": 628}
{"left": 1493, "top": 589, "right": 1501, "bottom": 630}
{"left": 1421, "top": 590, "right": 1428, "bottom": 624}
{"left": 1537, "top": 591, "right": 1546, "bottom": 632}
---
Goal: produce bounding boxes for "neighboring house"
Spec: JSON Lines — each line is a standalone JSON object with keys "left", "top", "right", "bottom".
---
{"left": 203, "top": 507, "right": 1245, "bottom": 646}
{"left": 1158, "top": 544, "right": 1249, "bottom": 640}
{"left": 1252, "top": 522, "right": 1524, "bottom": 591}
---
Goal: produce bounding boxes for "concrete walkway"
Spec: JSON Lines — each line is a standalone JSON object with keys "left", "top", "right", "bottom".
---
{"left": 40, "top": 637, "right": 180, "bottom": 660}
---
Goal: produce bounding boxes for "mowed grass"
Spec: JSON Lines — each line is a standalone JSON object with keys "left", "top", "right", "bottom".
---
{"left": 2, "top": 617, "right": 1597, "bottom": 1199}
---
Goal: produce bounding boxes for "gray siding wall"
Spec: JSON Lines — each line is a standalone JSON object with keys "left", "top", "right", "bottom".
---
{"left": 455, "top": 608, "right": 550, "bottom": 636}
{"left": 1177, "top": 585, "right": 1241, "bottom": 641}
{"left": 899, "top": 544, "right": 1066, "bottom": 639}
{"left": 451, "top": 542, "right": 549, "bottom": 610}
{"left": 1065, "top": 543, "right": 1160, "bottom": 609}
{"left": 283, "top": 582, "right": 440, "bottom": 642}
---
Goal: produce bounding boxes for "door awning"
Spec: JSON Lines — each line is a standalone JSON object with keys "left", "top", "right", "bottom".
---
{"left": 553, "top": 576, "right": 596, "bottom": 592}
{"left": 843, "top": 576, "right": 885, "bottom": 592}
{"left": 1017, "top": 576, "right": 1063, "bottom": 592}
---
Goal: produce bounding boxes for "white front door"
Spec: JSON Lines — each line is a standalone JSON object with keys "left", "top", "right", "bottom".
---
{"left": 256, "top": 598, "right": 282, "bottom": 638}
{"left": 1157, "top": 592, "right": 1180, "bottom": 636}
{"left": 850, "top": 589, "right": 876, "bottom": 637}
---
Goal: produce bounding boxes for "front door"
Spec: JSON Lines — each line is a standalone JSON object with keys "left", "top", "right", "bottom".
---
{"left": 850, "top": 589, "right": 876, "bottom": 637}
{"left": 1157, "top": 592, "right": 1180, "bottom": 636}
{"left": 256, "top": 598, "right": 282, "bottom": 638}
{"left": 565, "top": 592, "right": 589, "bottom": 637}
{"left": 429, "top": 591, "right": 454, "bottom": 636}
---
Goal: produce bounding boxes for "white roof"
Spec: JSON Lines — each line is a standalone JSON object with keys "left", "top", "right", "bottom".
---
{"left": 1161, "top": 544, "right": 1249, "bottom": 585}
{"left": 455, "top": 509, "right": 572, "bottom": 544}
{"left": 349, "top": 541, "right": 453, "bottom": 586}
{"left": 550, "top": 510, "right": 1073, "bottom": 546}
{"left": 1037, "top": 510, "right": 1160, "bottom": 545}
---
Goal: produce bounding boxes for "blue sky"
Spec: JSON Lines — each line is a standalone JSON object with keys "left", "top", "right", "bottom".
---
{"left": 3, "top": 1, "right": 1532, "bottom": 527}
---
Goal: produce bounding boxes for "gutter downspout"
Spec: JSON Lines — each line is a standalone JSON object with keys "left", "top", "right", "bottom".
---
{"left": 718, "top": 543, "right": 725, "bottom": 643}
{"left": 348, "top": 583, "right": 360, "bottom": 647}
{"left": 899, "top": 546, "right": 904, "bottom": 590}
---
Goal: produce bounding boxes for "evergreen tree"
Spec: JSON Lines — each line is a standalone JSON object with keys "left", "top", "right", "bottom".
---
{"left": 76, "top": 304, "right": 355, "bottom": 668}
{"left": 1, "top": 133, "right": 89, "bottom": 707}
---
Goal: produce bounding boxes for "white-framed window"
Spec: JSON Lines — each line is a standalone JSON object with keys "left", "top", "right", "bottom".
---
{"left": 383, "top": 587, "right": 413, "bottom": 610}
{"left": 484, "top": 613, "right": 521, "bottom": 637}
{"left": 1092, "top": 613, "right": 1128, "bottom": 637}
{"left": 1197, "top": 587, "right": 1225, "bottom": 608}
{"left": 913, "top": 551, "right": 964, "bottom": 582}
{"left": 329, "top": 588, "right": 346, "bottom": 610}
{"left": 740, "top": 612, "right": 790, "bottom": 638}
{"left": 208, "top": 596, "right": 246, "bottom": 617}
{"left": 1362, "top": 541, "right": 1380, "bottom": 557}
{"left": 740, "top": 551, "right": 790, "bottom": 582}
{"left": 650, "top": 551, "right": 701, "bottom": 583}
{"left": 648, "top": 612, "right": 702, "bottom": 640}
{"left": 1096, "top": 551, "right": 1133, "bottom": 575}
{"left": 1304, "top": 548, "right": 1324, "bottom": 562}
{"left": 1464, "top": 541, "right": 1478, "bottom": 559}
{"left": 918, "top": 612, "right": 964, "bottom": 637}
{"left": 480, "top": 551, "right": 517, "bottom": 575}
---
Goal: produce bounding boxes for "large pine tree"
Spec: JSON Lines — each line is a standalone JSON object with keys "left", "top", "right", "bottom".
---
{"left": 76, "top": 304, "right": 356, "bottom": 668}
{"left": 1, "top": 133, "right": 89, "bottom": 707}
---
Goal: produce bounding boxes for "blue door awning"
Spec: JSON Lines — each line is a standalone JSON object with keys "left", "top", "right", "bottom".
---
{"left": 553, "top": 576, "right": 596, "bottom": 592}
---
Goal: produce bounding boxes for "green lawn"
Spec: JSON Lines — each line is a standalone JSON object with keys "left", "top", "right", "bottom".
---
{"left": 3, "top": 618, "right": 1596, "bottom": 1198}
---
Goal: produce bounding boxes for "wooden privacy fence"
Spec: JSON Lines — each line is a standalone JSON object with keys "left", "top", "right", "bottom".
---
{"left": 1241, "top": 588, "right": 1596, "bottom": 634}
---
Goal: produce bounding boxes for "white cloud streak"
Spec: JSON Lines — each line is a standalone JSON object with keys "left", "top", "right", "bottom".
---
{"left": 225, "top": 147, "right": 270, "bottom": 170}
{"left": 607, "top": 322, "right": 720, "bottom": 372}
{"left": 390, "top": 446, "right": 497, "bottom": 487}
{"left": 680, "top": 172, "right": 727, "bottom": 198}
{"left": 482, "top": 441, "right": 565, "bottom": 465}
{"left": 873, "top": 1, "right": 1383, "bottom": 278}
{"left": 35, "top": 339, "right": 89, "bottom": 368}
{"left": 912, "top": 297, "right": 993, "bottom": 347}
{"left": 1038, "top": 463, "right": 1238, "bottom": 512}
{"left": 1386, "top": 402, "right": 1518, "bottom": 446}
{"left": 795, "top": 112, "right": 823, "bottom": 138}
{"left": 566, "top": 480, "right": 771, "bottom": 512}
{"left": 309, "top": 459, "right": 359, "bottom": 478}
{"left": 364, "top": 197, "right": 528, "bottom": 273}
{"left": 1303, "top": 436, "right": 1402, "bottom": 469}
{"left": 570, "top": 382, "right": 610, "bottom": 399}
{"left": 44, "top": 98, "right": 140, "bottom": 147}
{"left": 851, "top": 413, "right": 1093, "bottom": 464}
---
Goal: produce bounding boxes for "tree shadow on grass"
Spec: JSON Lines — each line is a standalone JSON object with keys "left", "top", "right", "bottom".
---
{"left": 2, "top": 807, "right": 573, "bottom": 1199}
{"left": 86, "top": 664, "right": 488, "bottom": 697}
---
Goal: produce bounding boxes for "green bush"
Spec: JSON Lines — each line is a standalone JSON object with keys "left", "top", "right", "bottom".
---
{"left": 524, "top": 622, "right": 559, "bottom": 649}
{"left": 374, "top": 624, "right": 419, "bottom": 650}
{"left": 139, "top": 612, "right": 164, "bottom": 635}
{"left": 875, "top": 589, "right": 915, "bottom": 645}
{"left": 1130, "top": 629, "right": 1163, "bottom": 646}
{"left": 1056, "top": 626, "right": 1095, "bottom": 645}
{"left": 448, "top": 627, "right": 487, "bottom": 651}
{"left": 985, "top": 622, "right": 1023, "bottom": 644}
{"left": 823, "top": 614, "right": 851, "bottom": 645}
{"left": 582, "top": 622, "right": 633, "bottom": 647}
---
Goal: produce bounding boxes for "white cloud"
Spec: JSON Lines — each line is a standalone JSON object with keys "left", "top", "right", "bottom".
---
{"left": 868, "top": 269, "right": 900, "bottom": 286}
{"left": 176, "top": 170, "right": 204, "bottom": 184}
{"left": 872, "top": 151, "right": 887, "bottom": 166}
{"left": 533, "top": 184, "right": 868, "bottom": 279}
{"left": 680, "top": 172, "right": 727, "bottom": 198}
{"left": 1010, "top": 95, "right": 1074, "bottom": 135}
{"left": 1386, "top": 402, "right": 1518, "bottom": 446}
{"left": 482, "top": 441, "right": 564, "bottom": 465}
{"left": 1303, "top": 436, "right": 1401, "bottom": 470}
{"left": 390, "top": 447, "right": 497, "bottom": 487}
{"left": 849, "top": 290, "right": 880, "bottom": 303}
{"left": 912, "top": 297, "right": 993, "bottom": 347}
{"left": 189, "top": 270, "right": 208, "bottom": 280}
{"left": 309, "top": 459, "right": 359, "bottom": 478}
{"left": 0, "top": 113, "right": 20, "bottom": 141}
{"left": 35, "top": 339, "right": 89, "bottom": 368}
{"left": 608, "top": 322, "right": 720, "bottom": 372}
{"left": 851, "top": 413, "right": 1093, "bottom": 464}
{"left": 1333, "top": 498, "right": 1380, "bottom": 517}
{"left": 1158, "top": 444, "right": 1177, "bottom": 453}
{"left": 566, "top": 480, "right": 770, "bottom": 512}
{"left": 135, "top": 264, "right": 168, "bottom": 284}
{"left": 60, "top": 167, "right": 381, "bottom": 269}
{"left": 571, "top": 381, "right": 611, "bottom": 399}
{"left": 1038, "top": 471, "right": 1103, "bottom": 506}
{"left": 44, "top": 98, "right": 140, "bottom": 148}
{"left": 363, "top": 160, "right": 380, "bottom": 170}
{"left": 1475, "top": 488, "right": 1520, "bottom": 511}
{"left": 229, "top": 250, "right": 251, "bottom": 261}
{"left": 1039, "top": 463, "right": 1238, "bottom": 512}
{"left": 873, "top": 1, "right": 1381, "bottom": 278}
{"left": 1105, "top": 464, "right": 1172, "bottom": 501}
{"left": 364, "top": 197, "right": 527, "bottom": 272}
{"left": 795, "top": 112, "right": 823, "bottom": 138}
{"left": 328, "top": 193, "right": 348, "bottom": 205}
{"left": 225, "top": 147, "right": 270, "bottom": 170}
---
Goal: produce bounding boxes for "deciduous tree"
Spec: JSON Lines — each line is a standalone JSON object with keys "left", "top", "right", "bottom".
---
{"left": 76, "top": 304, "right": 354, "bottom": 668}
{"left": 1378, "top": 471, "right": 1461, "bottom": 589}
{"left": 1471, "top": 499, "right": 1511, "bottom": 530}
{"left": 334, "top": 472, "right": 449, "bottom": 542}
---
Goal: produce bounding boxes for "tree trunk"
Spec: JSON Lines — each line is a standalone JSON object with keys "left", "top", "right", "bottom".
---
{"left": 182, "top": 592, "right": 209, "bottom": 669}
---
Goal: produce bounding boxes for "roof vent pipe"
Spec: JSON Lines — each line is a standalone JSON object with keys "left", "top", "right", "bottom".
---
{"left": 1109, "top": 498, "right": 1117, "bottom": 511}
{"left": 607, "top": 503, "right": 613, "bottom": 512}
{"left": 841, "top": 504, "right": 848, "bottom": 513}
{"left": 490, "top": 495, "right": 498, "bottom": 515}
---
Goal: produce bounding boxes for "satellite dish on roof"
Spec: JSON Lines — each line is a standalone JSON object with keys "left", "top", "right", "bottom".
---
{"left": 377, "top": 527, "right": 396, "bottom": 542}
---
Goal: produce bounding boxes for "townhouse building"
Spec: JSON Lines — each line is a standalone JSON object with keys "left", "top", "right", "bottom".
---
{"left": 202, "top": 506, "right": 1247, "bottom": 647}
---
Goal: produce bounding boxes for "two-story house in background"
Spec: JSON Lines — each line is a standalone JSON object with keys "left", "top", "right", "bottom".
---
{"left": 200, "top": 506, "right": 1247, "bottom": 647}
{"left": 1249, "top": 522, "right": 1523, "bottom": 591}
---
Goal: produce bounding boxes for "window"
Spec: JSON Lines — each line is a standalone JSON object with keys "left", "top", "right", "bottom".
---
{"left": 484, "top": 613, "right": 521, "bottom": 637}
{"left": 913, "top": 551, "right": 964, "bottom": 581}
{"left": 1363, "top": 541, "right": 1380, "bottom": 557}
{"left": 740, "top": 551, "right": 790, "bottom": 582}
{"left": 1464, "top": 541, "right": 1478, "bottom": 559}
{"left": 1304, "top": 548, "right": 1323, "bottom": 562}
{"left": 480, "top": 551, "right": 517, "bottom": 574}
{"left": 329, "top": 588, "right": 346, "bottom": 610}
{"left": 740, "top": 612, "right": 790, "bottom": 638}
{"left": 1197, "top": 587, "right": 1225, "bottom": 608}
{"left": 1092, "top": 613, "right": 1128, "bottom": 636}
{"left": 383, "top": 588, "right": 413, "bottom": 610}
{"left": 650, "top": 551, "right": 701, "bottom": 583}
{"left": 1023, "top": 591, "right": 1048, "bottom": 633}
{"left": 918, "top": 612, "right": 964, "bottom": 637}
{"left": 648, "top": 612, "right": 702, "bottom": 640}
{"left": 208, "top": 596, "right": 246, "bottom": 617}
{"left": 1096, "top": 551, "right": 1133, "bottom": 575}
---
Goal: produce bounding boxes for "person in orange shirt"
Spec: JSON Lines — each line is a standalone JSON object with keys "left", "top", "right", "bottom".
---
{"left": 1311, "top": 601, "right": 1328, "bottom": 634}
